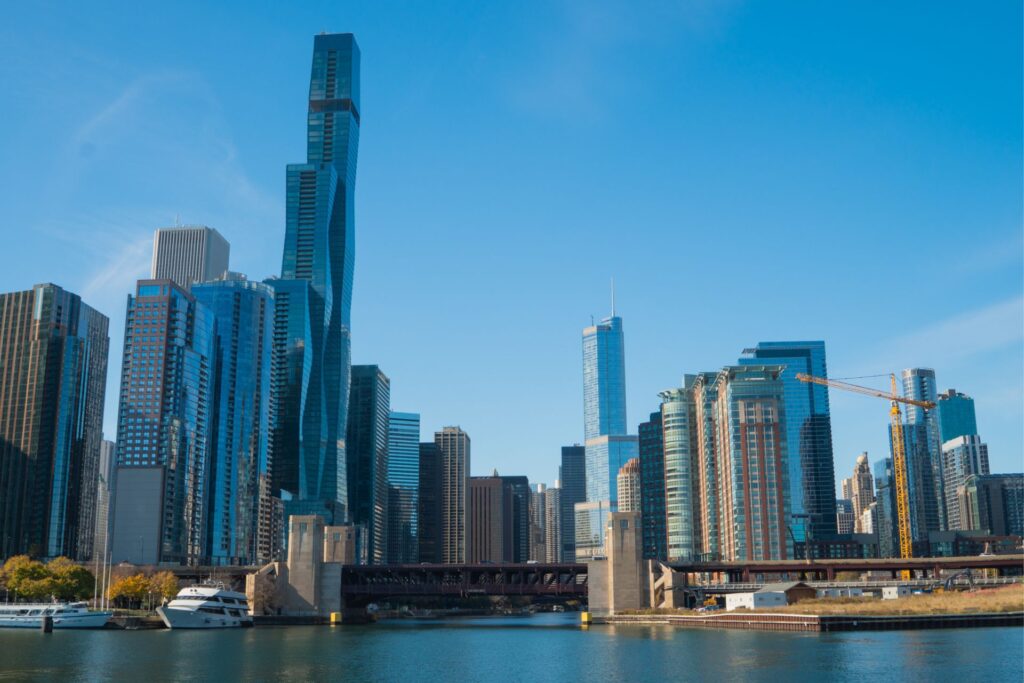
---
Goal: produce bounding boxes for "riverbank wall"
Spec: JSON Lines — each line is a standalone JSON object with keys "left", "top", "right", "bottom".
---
{"left": 597, "top": 611, "right": 1024, "bottom": 632}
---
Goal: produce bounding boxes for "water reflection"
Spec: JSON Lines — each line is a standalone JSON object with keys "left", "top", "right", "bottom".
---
{"left": 0, "top": 618, "right": 1018, "bottom": 682}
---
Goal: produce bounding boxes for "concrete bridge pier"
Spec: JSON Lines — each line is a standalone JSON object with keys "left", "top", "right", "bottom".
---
{"left": 587, "top": 511, "right": 648, "bottom": 617}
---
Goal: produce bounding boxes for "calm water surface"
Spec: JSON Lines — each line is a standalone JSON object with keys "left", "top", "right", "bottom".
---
{"left": 0, "top": 614, "right": 1020, "bottom": 682}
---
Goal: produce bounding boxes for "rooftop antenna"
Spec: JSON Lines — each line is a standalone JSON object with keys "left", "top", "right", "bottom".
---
{"left": 175, "top": 213, "right": 181, "bottom": 228}
{"left": 610, "top": 277, "right": 616, "bottom": 317}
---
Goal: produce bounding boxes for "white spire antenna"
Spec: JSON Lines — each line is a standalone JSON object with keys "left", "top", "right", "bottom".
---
{"left": 611, "top": 277, "right": 616, "bottom": 317}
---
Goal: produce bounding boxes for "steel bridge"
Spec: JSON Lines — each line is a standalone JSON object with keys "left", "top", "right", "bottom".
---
{"left": 339, "top": 562, "right": 588, "bottom": 599}
{"left": 664, "top": 555, "right": 1024, "bottom": 583}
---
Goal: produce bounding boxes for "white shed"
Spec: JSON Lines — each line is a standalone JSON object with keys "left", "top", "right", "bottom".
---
{"left": 882, "top": 586, "right": 911, "bottom": 600}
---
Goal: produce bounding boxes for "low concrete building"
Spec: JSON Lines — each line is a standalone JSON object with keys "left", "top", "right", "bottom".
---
{"left": 725, "top": 582, "right": 816, "bottom": 611}
{"left": 882, "top": 586, "right": 911, "bottom": 600}
{"left": 726, "top": 591, "right": 786, "bottom": 611}
{"left": 816, "top": 587, "right": 864, "bottom": 599}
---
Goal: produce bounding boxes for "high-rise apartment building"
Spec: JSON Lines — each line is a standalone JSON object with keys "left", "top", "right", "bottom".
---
{"left": 274, "top": 33, "right": 362, "bottom": 526}
{"left": 387, "top": 412, "right": 420, "bottom": 564}
{"left": 941, "top": 435, "right": 989, "bottom": 530}
{"left": 544, "top": 486, "right": 561, "bottom": 563}
{"left": 465, "top": 473, "right": 532, "bottom": 563}
{"left": 858, "top": 502, "right": 877, "bottom": 534}
{"left": 151, "top": 226, "right": 229, "bottom": 289}
{"left": 529, "top": 483, "right": 547, "bottom": 562}
{"left": 192, "top": 276, "right": 279, "bottom": 565}
{"left": 436, "top": 427, "right": 470, "bottom": 563}
{"left": 836, "top": 499, "right": 855, "bottom": 535}
{"left": 93, "top": 440, "right": 116, "bottom": 562}
{"left": 573, "top": 500, "right": 613, "bottom": 561}
{"left": 0, "top": 284, "right": 109, "bottom": 560}
{"left": 936, "top": 389, "right": 977, "bottom": 443}
{"left": 638, "top": 412, "right": 666, "bottom": 560}
{"left": 691, "top": 372, "right": 720, "bottom": 561}
{"left": 659, "top": 386, "right": 698, "bottom": 562}
{"left": 346, "top": 365, "right": 390, "bottom": 563}
{"left": 417, "top": 442, "right": 443, "bottom": 563}
{"left": 891, "top": 421, "right": 941, "bottom": 543}
{"left": 559, "top": 445, "right": 585, "bottom": 562}
{"left": 582, "top": 314, "right": 638, "bottom": 507}
{"left": 616, "top": 459, "right": 641, "bottom": 513}
{"left": 902, "top": 368, "right": 945, "bottom": 530}
{"left": 468, "top": 476, "right": 504, "bottom": 563}
{"left": 111, "top": 279, "right": 216, "bottom": 565}
{"left": 958, "top": 474, "right": 1024, "bottom": 537}
{"left": 714, "top": 365, "right": 791, "bottom": 561}
{"left": 739, "top": 342, "right": 836, "bottom": 541}
{"left": 842, "top": 453, "right": 874, "bottom": 533}
{"left": 873, "top": 458, "right": 897, "bottom": 558}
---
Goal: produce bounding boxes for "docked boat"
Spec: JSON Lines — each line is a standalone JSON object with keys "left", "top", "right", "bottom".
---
{"left": 156, "top": 582, "right": 253, "bottom": 629}
{"left": 0, "top": 602, "right": 112, "bottom": 629}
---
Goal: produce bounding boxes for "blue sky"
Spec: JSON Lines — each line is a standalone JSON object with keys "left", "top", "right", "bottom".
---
{"left": 2, "top": 1, "right": 1021, "bottom": 489}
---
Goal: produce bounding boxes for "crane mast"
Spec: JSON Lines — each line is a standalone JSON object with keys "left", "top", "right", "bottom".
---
{"left": 796, "top": 372, "right": 935, "bottom": 562}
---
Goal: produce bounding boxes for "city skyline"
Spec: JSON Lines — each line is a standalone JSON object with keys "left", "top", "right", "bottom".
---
{"left": 1, "top": 4, "right": 1020, "bottom": 492}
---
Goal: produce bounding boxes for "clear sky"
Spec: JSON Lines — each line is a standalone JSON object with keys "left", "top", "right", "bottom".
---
{"left": 2, "top": 2, "right": 1021, "bottom": 490}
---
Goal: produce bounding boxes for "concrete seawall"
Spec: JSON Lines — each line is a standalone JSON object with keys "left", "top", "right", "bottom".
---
{"left": 598, "top": 611, "right": 1024, "bottom": 632}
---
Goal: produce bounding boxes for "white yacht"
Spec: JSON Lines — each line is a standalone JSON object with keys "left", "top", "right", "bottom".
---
{"left": 156, "top": 582, "right": 253, "bottom": 629}
{"left": 0, "top": 602, "right": 112, "bottom": 629}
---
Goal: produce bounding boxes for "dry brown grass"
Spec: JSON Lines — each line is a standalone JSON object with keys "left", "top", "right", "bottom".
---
{"left": 770, "top": 584, "right": 1024, "bottom": 616}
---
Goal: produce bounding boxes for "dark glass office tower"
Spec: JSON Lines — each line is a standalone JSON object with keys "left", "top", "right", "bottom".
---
{"left": 558, "top": 445, "right": 586, "bottom": 561}
{"left": 346, "top": 365, "right": 390, "bottom": 563}
{"left": 387, "top": 412, "right": 420, "bottom": 564}
{"left": 638, "top": 412, "right": 666, "bottom": 560}
{"left": 417, "top": 442, "right": 443, "bottom": 563}
{"left": 501, "top": 476, "right": 531, "bottom": 563}
{"left": 0, "top": 284, "right": 109, "bottom": 560}
{"left": 739, "top": 341, "right": 837, "bottom": 541}
{"left": 276, "top": 33, "right": 361, "bottom": 525}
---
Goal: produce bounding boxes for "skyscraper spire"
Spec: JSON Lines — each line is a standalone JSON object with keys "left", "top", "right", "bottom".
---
{"left": 610, "top": 277, "right": 616, "bottom": 317}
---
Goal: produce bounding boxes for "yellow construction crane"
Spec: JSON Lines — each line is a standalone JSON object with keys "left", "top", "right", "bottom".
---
{"left": 795, "top": 373, "right": 935, "bottom": 562}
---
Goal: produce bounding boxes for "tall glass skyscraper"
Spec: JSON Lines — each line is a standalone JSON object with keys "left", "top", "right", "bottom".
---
{"left": 581, "top": 315, "right": 637, "bottom": 505}
{"left": 0, "top": 284, "right": 109, "bottom": 561}
{"left": 193, "top": 276, "right": 278, "bottom": 565}
{"left": 275, "top": 33, "right": 361, "bottom": 525}
{"left": 901, "top": 368, "right": 945, "bottom": 531}
{"left": 387, "top": 412, "right": 420, "bottom": 564}
{"left": 739, "top": 341, "right": 837, "bottom": 541}
{"left": 937, "top": 389, "right": 978, "bottom": 443}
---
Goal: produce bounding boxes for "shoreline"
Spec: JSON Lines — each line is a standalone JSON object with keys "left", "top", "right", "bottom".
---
{"left": 595, "top": 611, "right": 1024, "bottom": 632}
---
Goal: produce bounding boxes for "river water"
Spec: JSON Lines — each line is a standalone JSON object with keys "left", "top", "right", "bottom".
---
{"left": 0, "top": 614, "right": 1019, "bottom": 681}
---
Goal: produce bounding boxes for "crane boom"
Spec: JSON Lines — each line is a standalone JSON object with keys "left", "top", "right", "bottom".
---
{"left": 794, "top": 373, "right": 935, "bottom": 409}
{"left": 796, "top": 372, "right": 931, "bottom": 563}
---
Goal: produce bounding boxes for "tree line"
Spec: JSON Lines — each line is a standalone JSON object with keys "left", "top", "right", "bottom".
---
{"left": 0, "top": 556, "right": 180, "bottom": 609}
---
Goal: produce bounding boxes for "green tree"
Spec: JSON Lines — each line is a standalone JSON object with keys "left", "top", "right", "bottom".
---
{"left": 149, "top": 571, "right": 179, "bottom": 602}
{"left": 1, "top": 555, "right": 54, "bottom": 601}
{"left": 47, "top": 557, "right": 95, "bottom": 601}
